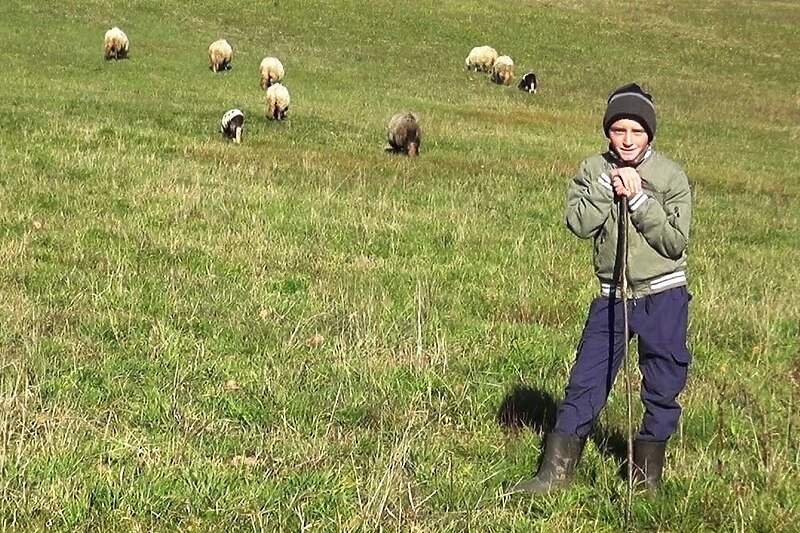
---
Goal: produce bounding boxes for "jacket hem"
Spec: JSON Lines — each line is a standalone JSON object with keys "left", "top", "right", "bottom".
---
{"left": 599, "top": 271, "right": 687, "bottom": 298}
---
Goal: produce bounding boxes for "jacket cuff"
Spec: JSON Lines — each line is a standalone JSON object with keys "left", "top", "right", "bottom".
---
{"left": 628, "top": 192, "right": 648, "bottom": 212}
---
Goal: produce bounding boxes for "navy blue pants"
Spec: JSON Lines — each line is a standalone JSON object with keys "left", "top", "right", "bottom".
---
{"left": 554, "top": 286, "right": 692, "bottom": 441}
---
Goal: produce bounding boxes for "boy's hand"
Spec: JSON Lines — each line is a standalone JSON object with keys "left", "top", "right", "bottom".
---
{"left": 611, "top": 167, "right": 643, "bottom": 198}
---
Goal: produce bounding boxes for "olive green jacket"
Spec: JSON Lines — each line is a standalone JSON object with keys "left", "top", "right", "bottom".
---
{"left": 565, "top": 148, "right": 692, "bottom": 297}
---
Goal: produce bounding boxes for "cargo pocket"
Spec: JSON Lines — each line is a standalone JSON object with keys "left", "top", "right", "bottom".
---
{"left": 670, "top": 345, "right": 692, "bottom": 365}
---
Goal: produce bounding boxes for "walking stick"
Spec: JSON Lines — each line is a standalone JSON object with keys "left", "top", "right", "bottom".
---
{"left": 619, "top": 193, "right": 635, "bottom": 523}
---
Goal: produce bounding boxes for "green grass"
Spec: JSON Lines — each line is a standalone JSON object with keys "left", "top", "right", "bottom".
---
{"left": 1, "top": 0, "right": 799, "bottom": 530}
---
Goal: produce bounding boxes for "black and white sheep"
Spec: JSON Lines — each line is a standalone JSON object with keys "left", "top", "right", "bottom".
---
{"left": 517, "top": 72, "right": 538, "bottom": 94}
{"left": 465, "top": 46, "right": 498, "bottom": 72}
{"left": 259, "top": 57, "right": 285, "bottom": 90}
{"left": 266, "top": 83, "right": 290, "bottom": 120}
{"left": 491, "top": 55, "right": 515, "bottom": 86}
{"left": 208, "top": 39, "right": 233, "bottom": 72}
{"left": 385, "top": 112, "right": 421, "bottom": 157}
{"left": 220, "top": 109, "right": 245, "bottom": 143}
{"left": 103, "top": 27, "right": 129, "bottom": 60}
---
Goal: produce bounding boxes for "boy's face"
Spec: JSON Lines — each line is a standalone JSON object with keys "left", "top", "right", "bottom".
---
{"left": 608, "top": 118, "right": 650, "bottom": 163}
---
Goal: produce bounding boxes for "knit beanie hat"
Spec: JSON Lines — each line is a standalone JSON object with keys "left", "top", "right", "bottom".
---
{"left": 602, "top": 83, "right": 656, "bottom": 141}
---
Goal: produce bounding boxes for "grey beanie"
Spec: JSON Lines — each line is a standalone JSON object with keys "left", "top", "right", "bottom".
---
{"left": 602, "top": 83, "right": 656, "bottom": 141}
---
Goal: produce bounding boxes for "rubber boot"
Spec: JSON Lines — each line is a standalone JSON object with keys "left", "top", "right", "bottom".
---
{"left": 632, "top": 439, "right": 666, "bottom": 491}
{"left": 513, "top": 433, "right": 585, "bottom": 494}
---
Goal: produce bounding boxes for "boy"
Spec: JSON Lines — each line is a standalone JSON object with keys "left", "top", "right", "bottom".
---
{"left": 515, "top": 83, "right": 692, "bottom": 494}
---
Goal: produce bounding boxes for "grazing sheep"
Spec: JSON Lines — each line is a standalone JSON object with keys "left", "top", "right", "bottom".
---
{"left": 208, "top": 39, "right": 233, "bottom": 72}
{"left": 220, "top": 108, "right": 245, "bottom": 143}
{"left": 465, "top": 45, "right": 498, "bottom": 72}
{"left": 491, "top": 55, "right": 515, "bottom": 85}
{"left": 385, "top": 112, "right": 421, "bottom": 157}
{"left": 518, "top": 72, "right": 538, "bottom": 94}
{"left": 103, "top": 27, "right": 129, "bottom": 60}
{"left": 259, "top": 57, "right": 285, "bottom": 90}
{"left": 266, "top": 83, "right": 290, "bottom": 120}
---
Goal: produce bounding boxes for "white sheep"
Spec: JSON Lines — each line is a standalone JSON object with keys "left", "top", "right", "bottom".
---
{"left": 266, "top": 83, "right": 290, "bottom": 120}
{"left": 259, "top": 57, "right": 285, "bottom": 90}
{"left": 103, "top": 27, "right": 129, "bottom": 60}
{"left": 385, "top": 112, "right": 421, "bottom": 157}
{"left": 491, "top": 55, "right": 515, "bottom": 86}
{"left": 208, "top": 39, "right": 233, "bottom": 72}
{"left": 465, "top": 46, "right": 497, "bottom": 72}
{"left": 220, "top": 109, "right": 245, "bottom": 143}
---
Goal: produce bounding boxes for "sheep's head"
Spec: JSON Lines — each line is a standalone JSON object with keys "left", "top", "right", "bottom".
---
{"left": 273, "top": 104, "right": 288, "bottom": 121}
{"left": 407, "top": 142, "right": 419, "bottom": 157}
{"left": 234, "top": 126, "right": 242, "bottom": 144}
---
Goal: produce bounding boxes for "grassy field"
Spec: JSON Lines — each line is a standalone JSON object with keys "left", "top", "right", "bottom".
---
{"left": 1, "top": 0, "right": 799, "bottom": 530}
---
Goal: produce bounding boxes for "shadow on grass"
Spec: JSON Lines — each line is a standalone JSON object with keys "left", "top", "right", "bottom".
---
{"left": 497, "top": 384, "right": 629, "bottom": 480}
{"left": 590, "top": 424, "right": 629, "bottom": 480}
{"left": 496, "top": 384, "right": 558, "bottom": 434}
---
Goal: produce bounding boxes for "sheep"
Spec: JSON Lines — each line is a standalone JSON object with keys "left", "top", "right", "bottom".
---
{"left": 465, "top": 45, "right": 498, "bottom": 72}
{"left": 266, "top": 83, "right": 290, "bottom": 120}
{"left": 103, "top": 27, "right": 129, "bottom": 60}
{"left": 208, "top": 39, "right": 233, "bottom": 72}
{"left": 518, "top": 72, "right": 538, "bottom": 94}
{"left": 220, "top": 108, "right": 245, "bottom": 143}
{"left": 259, "top": 57, "right": 285, "bottom": 90}
{"left": 491, "top": 55, "right": 515, "bottom": 85}
{"left": 385, "top": 112, "right": 421, "bottom": 157}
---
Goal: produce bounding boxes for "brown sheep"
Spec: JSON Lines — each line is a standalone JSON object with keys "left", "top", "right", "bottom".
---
{"left": 385, "top": 112, "right": 421, "bottom": 157}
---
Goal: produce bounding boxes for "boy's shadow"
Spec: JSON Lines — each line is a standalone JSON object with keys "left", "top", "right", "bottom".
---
{"left": 496, "top": 385, "right": 558, "bottom": 434}
{"left": 497, "top": 384, "right": 628, "bottom": 478}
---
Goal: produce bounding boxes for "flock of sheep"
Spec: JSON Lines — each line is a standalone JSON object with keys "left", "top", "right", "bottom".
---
{"left": 103, "top": 29, "right": 537, "bottom": 157}
{"left": 465, "top": 45, "right": 538, "bottom": 93}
